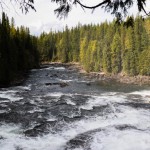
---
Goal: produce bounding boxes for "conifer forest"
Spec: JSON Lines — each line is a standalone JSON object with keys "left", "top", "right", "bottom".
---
{"left": 0, "top": 13, "right": 150, "bottom": 86}
{"left": 38, "top": 16, "right": 150, "bottom": 76}
{"left": 0, "top": 9, "right": 150, "bottom": 150}
{"left": 0, "top": 13, "right": 39, "bottom": 86}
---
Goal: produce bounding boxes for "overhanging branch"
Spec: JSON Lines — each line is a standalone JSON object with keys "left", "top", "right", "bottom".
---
{"left": 75, "top": 0, "right": 111, "bottom": 9}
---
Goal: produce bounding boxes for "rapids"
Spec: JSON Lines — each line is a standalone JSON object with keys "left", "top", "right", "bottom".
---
{"left": 0, "top": 64, "right": 150, "bottom": 150}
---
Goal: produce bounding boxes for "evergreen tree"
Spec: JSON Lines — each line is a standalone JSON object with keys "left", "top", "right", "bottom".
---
{"left": 111, "top": 31, "right": 122, "bottom": 74}
{"left": 79, "top": 37, "right": 88, "bottom": 66}
{"left": 0, "top": 13, "right": 39, "bottom": 86}
{"left": 139, "top": 49, "right": 150, "bottom": 75}
{"left": 37, "top": 15, "right": 150, "bottom": 77}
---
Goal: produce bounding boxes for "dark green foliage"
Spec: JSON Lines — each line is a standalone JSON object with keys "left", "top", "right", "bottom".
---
{"left": 51, "top": 0, "right": 150, "bottom": 21}
{"left": 111, "top": 32, "right": 122, "bottom": 74}
{"left": 139, "top": 49, "right": 150, "bottom": 75}
{"left": 0, "top": 12, "right": 39, "bottom": 86}
{"left": 38, "top": 16, "right": 150, "bottom": 76}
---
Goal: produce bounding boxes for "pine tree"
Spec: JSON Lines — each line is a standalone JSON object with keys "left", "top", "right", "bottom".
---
{"left": 79, "top": 37, "right": 88, "bottom": 66}
{"left": 124, "top": 25, "right": 138, "bottom": 76}
{"left": 37, "top": 15, "right": 150, "bottom": 77}
{"left": 111, "top": 31, "right": 122, "bottom": 74}
{"left": 139, "top": 49, "right": 150, "bottom": 75}
{"left": 71, "top": 27, "right": 80, "bottom": 62}
{"left": 0, "top": 13, "right": 39, "bottom": 86}
{"left": 0, "top": 12, "right": 11, "bottom": 84}
{"left": 102, "top": 24, "right": 112, "bottom": 73}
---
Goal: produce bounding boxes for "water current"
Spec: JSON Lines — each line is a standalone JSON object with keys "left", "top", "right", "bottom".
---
{"left": 0, "top": 64, "right": 150, "bottom": 150}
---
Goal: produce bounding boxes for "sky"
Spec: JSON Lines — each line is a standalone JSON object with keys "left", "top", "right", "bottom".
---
{"left": 1, "top": 0, "right": 150, "bottom": 35}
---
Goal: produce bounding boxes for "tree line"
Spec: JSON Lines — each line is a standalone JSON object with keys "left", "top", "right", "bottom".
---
{"left": 0, "top": 12, "right": 39, "bottom": 86}
{"left": 38, "top": 16, "right": 150, "bottom": 76}
{"left": 0, "top": 12, "right": 149, "bottom": 87}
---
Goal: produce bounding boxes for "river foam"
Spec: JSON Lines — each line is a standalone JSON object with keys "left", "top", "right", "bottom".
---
{"left": 0, "top": 90, "right": 23, "bottom": 102}
{"left": 0, "top": 91, "right": 150, "bottom": 150}
{"left": 0, "top": 64, "right": 150, "bottom": 150}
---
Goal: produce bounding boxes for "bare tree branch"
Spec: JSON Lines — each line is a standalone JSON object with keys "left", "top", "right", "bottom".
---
{"left": 0, "top": 0, "right": 36, "bottom": 14}
{"left": 75, "top": 0, "right": 111, "bottom": 9}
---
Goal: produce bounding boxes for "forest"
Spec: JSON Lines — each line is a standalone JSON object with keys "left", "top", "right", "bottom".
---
{"left": 0, "top": 12, "right": 39, "bottom": 87}
{"left": 0, "top": 1, "right": 150, "bottom": 148}
{"left": 0, "top": 13, "right": 150, "bottom": 87}
{"left": 38, "top": 16, "right": 150, "bottom": 76}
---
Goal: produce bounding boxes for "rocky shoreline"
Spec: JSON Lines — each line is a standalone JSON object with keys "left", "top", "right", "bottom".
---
{"left": 78, "top": 65, "right": 150, "bottom": 85}
{"left": 44, "top": 62, "right": 150, "bottom": 85}
{"left": 86, "top": 72, "right": 150, "bottom": 85}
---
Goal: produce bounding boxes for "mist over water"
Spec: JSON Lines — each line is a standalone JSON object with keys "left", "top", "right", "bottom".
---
{"left": 0, "top": 64, "right": 150, "bottom": 150}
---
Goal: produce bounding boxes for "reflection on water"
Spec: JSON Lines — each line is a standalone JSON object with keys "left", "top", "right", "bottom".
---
{"left": 0, "top": 64, "right": 150, "bottom": 150}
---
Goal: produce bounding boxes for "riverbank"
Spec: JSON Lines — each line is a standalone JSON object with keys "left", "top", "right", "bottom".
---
{"left": 0, "top": 71, "right": 29, "bottom": 88}
{"left": 74, "top": 64, "right": 150, "bottom": 85}
{"left": 42, "top": 62, "right": 150, "bottom": 85}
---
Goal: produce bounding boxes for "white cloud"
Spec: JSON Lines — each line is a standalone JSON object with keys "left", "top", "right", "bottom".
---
{"left": 1, "top": 0, "right": 150, "bottom": 35}
{"left": 29, "top": 22, "right": 64, "bottom": 36}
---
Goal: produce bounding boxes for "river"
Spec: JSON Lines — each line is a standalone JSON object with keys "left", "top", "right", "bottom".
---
{"left": 0, "top": 64, "right": 150, "bottom": 150}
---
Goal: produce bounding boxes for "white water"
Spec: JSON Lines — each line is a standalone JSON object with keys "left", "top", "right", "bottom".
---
{"left": 90, "top": 128, "right": 150, "bottom": 150}
{"left": 0, "top": 90, "right": 23, "bottom": 102}
{"left": 45, "top": 67, "right": 66, "bottom": 71}
{"left": 0, "top": 89, "right": 150, "bottom": 150}
{"left": 0, "top": 66, "right": 150, "bottom": 150}
{"left": 130, "top": 90, "right": 150, "bottom": 102}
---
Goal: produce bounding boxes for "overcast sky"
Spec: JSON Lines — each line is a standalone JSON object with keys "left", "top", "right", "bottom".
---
{"left": 1, "top": 0, "right": 150, "bottom": 35}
